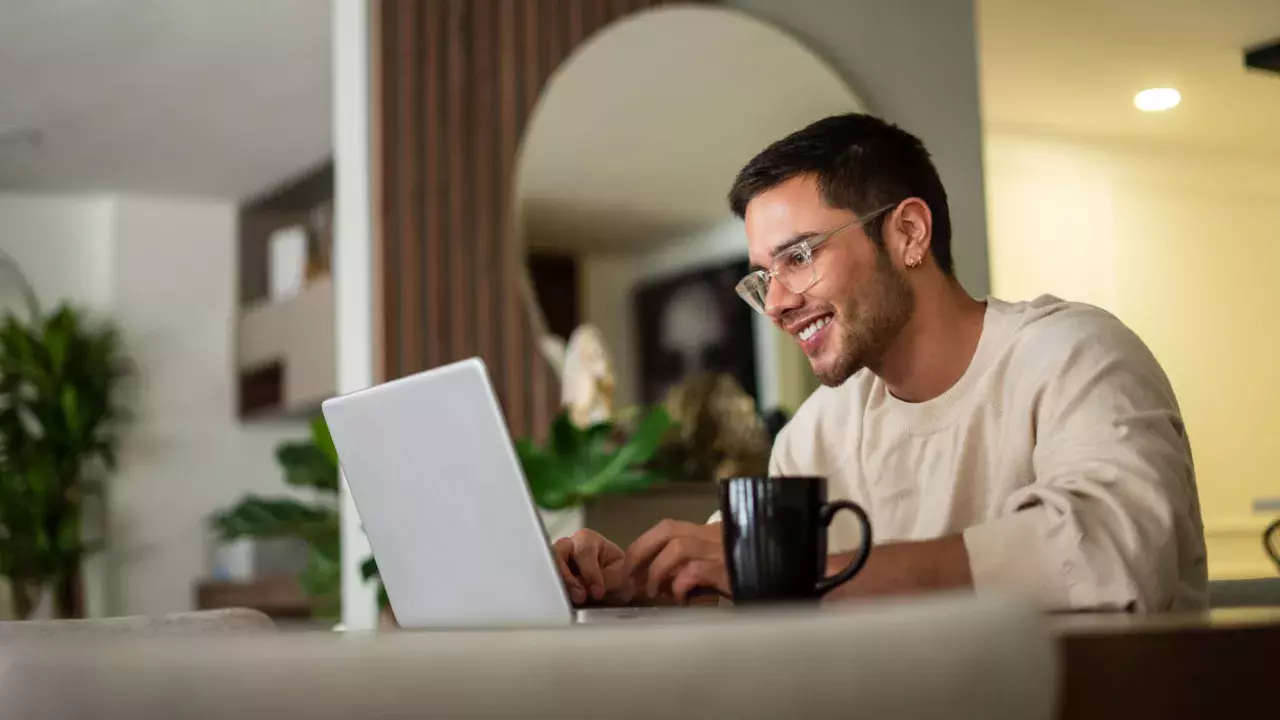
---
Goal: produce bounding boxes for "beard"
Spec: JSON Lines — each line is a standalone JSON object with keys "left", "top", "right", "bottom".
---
{"left": 812, "top": 249, "right": 914, "bottom": 387}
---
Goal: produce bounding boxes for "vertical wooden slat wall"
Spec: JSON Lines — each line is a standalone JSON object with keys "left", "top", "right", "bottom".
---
{"left": 375, "top": 0, "right": 680, "bottom": 440}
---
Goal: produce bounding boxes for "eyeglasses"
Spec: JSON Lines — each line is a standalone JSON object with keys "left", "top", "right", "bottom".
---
{"left": 735, "top": 205, "right": 895, "bottom": 314}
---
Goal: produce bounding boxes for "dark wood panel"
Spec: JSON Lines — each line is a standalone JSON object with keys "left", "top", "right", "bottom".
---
{"left": 374, "top": 0, "right": 691, "bottom": 440}
{"left": 195, "top": 577, "right": 312, "bottom": 620}
{"left": 1059, "top": 611, "right": 1280, "bottom": 719}
{"left": 424, "top": 0, "right": 446, "bottom": 371}
{"left": 472, "top": 0, "right": 497, "bottom": 385}
{"left": 497, "top": 0, "right": 520, "bottom": 422}
{"left": 237, "top": 361, "right": 284, "bottom": 419}
{"left": 397, "top": 0, "right": 421, "bottom": 379}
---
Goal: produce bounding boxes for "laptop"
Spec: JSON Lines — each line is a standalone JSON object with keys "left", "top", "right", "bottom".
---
{"left": 321, "top": 357, "right": 690, "bottom": 628}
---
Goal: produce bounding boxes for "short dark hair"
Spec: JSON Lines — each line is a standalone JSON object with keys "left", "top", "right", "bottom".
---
{"left": 728, "top": 113, "right": 953, "bottom": 275}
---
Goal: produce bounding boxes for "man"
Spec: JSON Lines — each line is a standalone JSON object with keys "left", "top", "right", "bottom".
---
{"left": 553, "top": 113, "right": 1207, "bottom": 613}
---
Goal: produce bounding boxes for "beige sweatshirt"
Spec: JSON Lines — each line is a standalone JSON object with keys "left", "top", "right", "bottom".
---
{"left": 765, "top": 295, "right": 1208, "bottom": 612}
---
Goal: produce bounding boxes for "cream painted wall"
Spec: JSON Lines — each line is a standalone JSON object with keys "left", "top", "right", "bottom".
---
{"left": 0, "top": 193, "right": 116, "bottom": 313}
{"left": 985, "top": 132, "right": 1280, "bottom": 579}
{"left": 579, "top": 218, "right": 818, "bottom": 416}
{"left": 108, "top": 196, "right": 304, "bottom": 615}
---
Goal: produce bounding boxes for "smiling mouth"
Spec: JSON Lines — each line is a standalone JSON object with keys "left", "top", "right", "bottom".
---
{"left": 796, "top": 315, "right": 833, "bottom": 341}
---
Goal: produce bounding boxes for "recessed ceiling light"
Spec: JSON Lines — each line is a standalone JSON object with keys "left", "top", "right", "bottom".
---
{"left": 1134, "top": 88, "right": 1181, "bottom": 112}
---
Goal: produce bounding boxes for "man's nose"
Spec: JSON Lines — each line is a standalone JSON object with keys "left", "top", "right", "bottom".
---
{"left": 765, "top": 279, "right": 803, "bottom": 322}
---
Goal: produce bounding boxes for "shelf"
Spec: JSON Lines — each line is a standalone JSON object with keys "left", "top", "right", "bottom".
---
{"left": 237, "top": 277, "right": 335, "bottom": 419}
{"left": 236, "top": 159, "right": 335, "bottom": 421}
{"left": 194, "top": 577, "right": 312, "bottom": 619}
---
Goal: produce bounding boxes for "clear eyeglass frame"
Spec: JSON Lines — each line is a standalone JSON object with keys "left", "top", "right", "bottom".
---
{"left": 735, "top": 204, "right": 895, "bottom": 314}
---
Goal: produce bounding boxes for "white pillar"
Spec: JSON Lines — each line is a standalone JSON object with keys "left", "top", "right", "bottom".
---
{"left": 333, "top": 0, "right": 378, "bottom": 631}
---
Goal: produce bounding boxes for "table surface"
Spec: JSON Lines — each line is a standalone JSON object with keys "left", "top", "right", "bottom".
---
{"left": 1050, "top": 604, "right": 1280, "bottom": 634}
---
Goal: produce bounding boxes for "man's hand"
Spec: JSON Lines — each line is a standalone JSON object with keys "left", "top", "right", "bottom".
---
{"left": 552, "top": 529, "right": 635, "bottom": 606}
{"left": 625, "top": 520, "right": 729, "bottom": 604}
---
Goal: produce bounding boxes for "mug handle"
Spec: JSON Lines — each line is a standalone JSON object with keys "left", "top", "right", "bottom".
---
{"left": 814, "top": 499, "right": 873, "bottom": 596}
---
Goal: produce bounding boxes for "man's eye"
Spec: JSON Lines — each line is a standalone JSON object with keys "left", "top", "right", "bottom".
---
{"left": 784, "top": 248, "right": 810, "bottom": 269}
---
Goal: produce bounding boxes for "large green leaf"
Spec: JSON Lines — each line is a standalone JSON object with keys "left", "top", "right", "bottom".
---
{"left": 515, "top": 407, "right": 675, "bottom": 510}
{"left": 276, "top": 442, "right": 338, "bottom": 492}
{"left": 360, "top": 556, "right": 379, "bottom": 581}
{"left": 548, "top": 413, "right": 581, "bottom": 457}
{"left": 310, "top": 416, "right": 339, "bottom": 467}
{"left": 517, "top": 438, "right": 575, "bottom": 509}
{"left": 577, "top": 406, "right": 673, "bottom": 497}
{"left": 210, "top": 496, "right": 337, "bottom": 545}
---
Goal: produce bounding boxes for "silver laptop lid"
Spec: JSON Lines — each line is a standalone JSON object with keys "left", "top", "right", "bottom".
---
{"left": 322, "top": 357, "right": 572, "bottom": 629}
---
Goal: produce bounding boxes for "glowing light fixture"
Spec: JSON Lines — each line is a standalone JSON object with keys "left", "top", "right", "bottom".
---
{"left": 1134, "top": 88, "right": 1181, "bottom": 112}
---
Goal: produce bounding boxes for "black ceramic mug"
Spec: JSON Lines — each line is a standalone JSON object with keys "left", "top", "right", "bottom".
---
{"left": 719, "top": 476, "right": 872, "bottom": 603}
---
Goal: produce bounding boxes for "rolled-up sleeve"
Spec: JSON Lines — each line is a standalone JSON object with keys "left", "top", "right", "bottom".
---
{"left": 963, "top": 322, "right": 1207, "bottom": 612}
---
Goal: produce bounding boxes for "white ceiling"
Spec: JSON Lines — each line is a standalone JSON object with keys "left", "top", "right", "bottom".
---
{"left": 0, "top": 0, "right": 331, "bottom": 200}
{"left": 979, "top": 0, "right": 1280, "bottom": 154}
{"left": 516, "top": 6, "right": 863, "bottom": 254}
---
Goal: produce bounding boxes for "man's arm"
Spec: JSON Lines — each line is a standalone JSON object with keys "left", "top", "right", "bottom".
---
{"left": 959, "top": 315, "right": 1202, "bottom": 612}
{"left": 821, "top": 535, "right": 973, "bottom": 602}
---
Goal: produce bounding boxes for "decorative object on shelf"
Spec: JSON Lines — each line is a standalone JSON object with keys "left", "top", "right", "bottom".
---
{"left": 651, "top": 372, "right": 771, "bottom": 483}
{"left": 0, "top": 301, "right": 129, "bottom": 619}
{"left": 211, "top": 417, "right": 386, "bottom": 621}
{"left": 634, "top": 258, "right": 759, "bottom": 406}
{"left": 210, "top": 536, "right": 310, "bottom": 582}
{"left": 560, "top": 324, "right": 616, "bottom": 428}
{"left": 305, "top": 201, "right": 334, "bottom": 282}
{"left": 516, "top": 406, "right": 674, "bottom": 512}
{"left": 267, "top": 224, "right": 309, "bottom": 302}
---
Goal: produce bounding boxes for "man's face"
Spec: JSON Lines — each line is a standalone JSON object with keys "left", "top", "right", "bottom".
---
{"left": 744, "top": 175, "right": 913, "bottom": 386}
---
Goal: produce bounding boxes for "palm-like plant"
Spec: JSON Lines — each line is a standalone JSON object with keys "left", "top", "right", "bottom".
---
{"left": 211, "top": 417, "right": 386, "bottom": 621}
{"left": 0, "top": 303, "right": 128, "bottom": 618}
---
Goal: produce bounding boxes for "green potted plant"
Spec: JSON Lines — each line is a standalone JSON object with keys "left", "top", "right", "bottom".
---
{"left": 0, "top": 302, "right": 128, "bottom": 619}
{"left": 215, "top": 403, "right": 670, "bottom": 625}
{"left": 211, "top": 416, "right": 387, "bottom": 621}
{"left": 516, "top": 406, "right": 674, "bottom": 517}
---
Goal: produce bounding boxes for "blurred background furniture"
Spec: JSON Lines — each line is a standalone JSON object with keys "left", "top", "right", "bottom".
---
{"left": 194, "top": 578, "right": 312, "bottom": 622}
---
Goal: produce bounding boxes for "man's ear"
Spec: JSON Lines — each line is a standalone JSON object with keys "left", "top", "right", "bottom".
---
{"left": 893, "top": 198, "right": 933, "bottom": 269}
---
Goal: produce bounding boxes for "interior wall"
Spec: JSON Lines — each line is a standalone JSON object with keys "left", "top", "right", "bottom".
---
{"left": 723, "top": 0, "right": 989, "bottom": 297}
{"left": 580, "top": 217, "right": 817, "bottom": 415}
{"left": 985, "top": 131, "right": 1280, "bottom": 580}
{"left": 108, "top": 196, "right": 304, "bottom": 616}
{"left": 0, "top": 193, "right": 116, "bottom": 313}
{"left": 0, "top": 192, "right": 302, "bottom": 618}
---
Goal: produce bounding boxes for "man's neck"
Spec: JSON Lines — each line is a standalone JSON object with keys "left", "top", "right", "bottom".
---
{"left": 872, "top": 279, "right": 987, "bottom": 403}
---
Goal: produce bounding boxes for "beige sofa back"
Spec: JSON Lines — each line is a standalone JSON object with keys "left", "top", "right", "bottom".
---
{"left": 0, "top": 595, "right": 1056, "bottom": 719}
